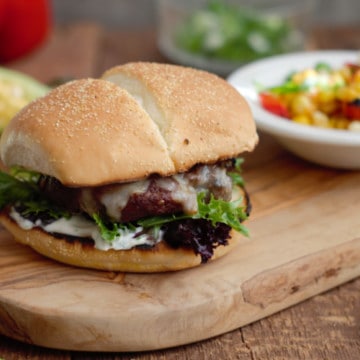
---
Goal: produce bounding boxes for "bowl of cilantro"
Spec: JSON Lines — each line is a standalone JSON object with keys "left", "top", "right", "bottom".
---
{"left": 156, "top": 0, "right": 315, "bottom": 76}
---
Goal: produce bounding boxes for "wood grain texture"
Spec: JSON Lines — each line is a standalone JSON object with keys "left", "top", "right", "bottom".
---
{"left": 8, "top": 23, "right": 103, "bottom": 83}
{"left": 0, "top": 132, "right": 360, "bottom": 352}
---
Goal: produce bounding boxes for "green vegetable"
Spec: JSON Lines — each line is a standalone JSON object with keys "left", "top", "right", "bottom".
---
{"left": 257, "top": 68, "right": 313, "bottom": 95}
{"left": 260, "top": 61, "right": 343, "bottom": 96}
{"left": 136, "top": 192, "right": 247, "bottom": 237}
{"left": 176, "top": 0, "right": 297, "bottom": 62}
{"left": 0, "top": 168, "right": 69, "bottom": 219}
{"left": 267, "top": 81, "right": 309, "bottom": 95}
{"left": 94, "top": 191, "right": 248, "bottom": 243}
{"left": 194, "top": 192, "right": 248, "bottom": 234}
{"left": 93, "top": 214, "right": 122, "bottom": 242}
{"left": 0, "top": 169, "right": 39, "bottom": 209}
{"left": 228, "top": 157, "right": 245, "bottom": 187}
{"left": 315, "top": 62, "right": 332, "bottom": 72}
{"left": 0, "top": 162, "right": 249, "bottom": 243}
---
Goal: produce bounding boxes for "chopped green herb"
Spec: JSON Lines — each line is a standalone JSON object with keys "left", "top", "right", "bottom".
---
{"left": 176, "top": 0, "right": 298, "bottom": 62}
{"left": 315, "top": 62, "right": 332, "bottom": 72}
{"left": 268, "top": 81, "right": 309, "bottom": 94}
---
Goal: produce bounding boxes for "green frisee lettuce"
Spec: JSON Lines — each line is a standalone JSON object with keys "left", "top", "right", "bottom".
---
{"left": 0, "top": 162, "right": 249, "bottom": 243}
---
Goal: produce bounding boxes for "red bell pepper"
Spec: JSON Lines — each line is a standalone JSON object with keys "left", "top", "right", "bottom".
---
{"left": 342, "top": 100, "right": 360, "bottom": 120}
{"left": 259, "top": 91, "right": 290, "bottom": 118}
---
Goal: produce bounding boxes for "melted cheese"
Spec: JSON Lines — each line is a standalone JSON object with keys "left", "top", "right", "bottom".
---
{"left": 96, "top": 164, "right": 231, "bottom": 220}
{"left": 99, "top": 180, "right": 150, "bottom": 220}
{"left": 9, "top": 208, "right": 161, "bottom": 251}
{"left": 157, "top": 175, "right": 198, "bottom": 214}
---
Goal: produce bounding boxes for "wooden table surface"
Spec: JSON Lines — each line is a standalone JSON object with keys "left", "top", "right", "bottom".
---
{"left": 1, "top": 23, "right": 360, "bottom": 359}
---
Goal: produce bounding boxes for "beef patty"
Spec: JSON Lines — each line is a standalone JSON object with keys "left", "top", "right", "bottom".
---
{"left": 38, "top": 162, "right": 234, "bottom": 223}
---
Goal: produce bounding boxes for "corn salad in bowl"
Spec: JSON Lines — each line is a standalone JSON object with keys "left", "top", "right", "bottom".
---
{"left": 228, "top": 50, "right": 360, "bottom": 169}
{"left": 258, "top": 61, "right": 360, "bottom": 131}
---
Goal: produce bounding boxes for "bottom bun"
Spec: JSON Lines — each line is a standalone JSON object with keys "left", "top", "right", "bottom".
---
{"left": 0, "top": 213, "right": 242, "bottom": 272}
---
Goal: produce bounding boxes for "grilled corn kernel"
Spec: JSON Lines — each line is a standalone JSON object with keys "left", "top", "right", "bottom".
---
{"left": 339, "top": 66, "right": 352, "bottom": 82}
{"left": 331, "top": 117, "right": 349, "bottom": 129}
{"left": 312, "top": 111, "right": 330, "bottom": 128}
{"left": 353, "top": 70, "right": 360, "bottom": 84}
{"left": 290, "top": 94, "right": 315, "bottom": 116}
{"left": 351, "top": 82, "right": 360, "bottom": 97}
{"left": 292, "top": 69, "right": 316, "bottom": 84}
{"left": 317, "top": 90, "right": 339, "bottom": 114}
{"left": 348, "top": 120, "right": 360, "bottom": 131}
{"left": 317, "top": 89, "right": 336, "bottom": 103}
{"left": 336, "top": 86, "right": 359, "bottom": 102}
{"left": 293, "top": 114, "right": 312, "bottom": 125}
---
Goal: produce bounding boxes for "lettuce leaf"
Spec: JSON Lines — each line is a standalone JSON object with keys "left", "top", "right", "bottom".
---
{"left": 93, "top": 190, "right": 248, "bottom": 243}
{"left": 136, "top": 191, "right": 248, "bottom": 236}
{"left": 228, "top": 157, "right": 245, "bottom": 187}
{"left": 0, "top": 168, "right": 69, "bottom": 219}
{"left": 0, "top": 169, "right": 39, "bottom": 208}
{"left": 93, "top": 213, "right": 121, "bottom": 242}
{"left": 194, "top": 192, "right": 248, "bottom": 235}
{"left": 1, "top": 165, "right": 249, "bottom": 243}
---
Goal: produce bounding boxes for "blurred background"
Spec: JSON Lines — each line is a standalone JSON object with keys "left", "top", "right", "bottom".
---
{"left": 50, "top": 0, "right": 360, "bottom": 77}
{"left": 51, "top": 0, "right": 359, "bottom": 28}
{"left": 0, "top": 0, "right": 359, "bottom": 131}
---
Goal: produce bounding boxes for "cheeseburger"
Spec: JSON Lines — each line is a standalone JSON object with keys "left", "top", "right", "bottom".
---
{"left": 0, "top": 62, "right": 258, "bottom": 272}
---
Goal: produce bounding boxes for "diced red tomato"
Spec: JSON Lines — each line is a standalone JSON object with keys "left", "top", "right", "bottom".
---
{"left": 342, "top": 100, "right": 360, "bottom": 120}
{"left": 259, "top": 92, "right": 290, "bottom": 118}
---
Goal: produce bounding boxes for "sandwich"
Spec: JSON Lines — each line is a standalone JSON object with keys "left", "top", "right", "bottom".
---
{"left": 0, "top": 62, "right": 258, "bottom": 272}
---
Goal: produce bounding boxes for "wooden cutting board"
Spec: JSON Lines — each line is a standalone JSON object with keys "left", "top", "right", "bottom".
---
{"left": 0, "top": 135, "right": 360, "bottom": 352}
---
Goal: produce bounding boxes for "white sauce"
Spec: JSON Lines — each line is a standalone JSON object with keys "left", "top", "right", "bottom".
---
{"left": 9, "top": 208, "right": 161, "bottom": 251}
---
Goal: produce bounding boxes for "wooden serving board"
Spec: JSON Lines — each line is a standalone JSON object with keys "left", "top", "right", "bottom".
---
{"left": 0, "top": 134, "right": 360, "bottom": 352}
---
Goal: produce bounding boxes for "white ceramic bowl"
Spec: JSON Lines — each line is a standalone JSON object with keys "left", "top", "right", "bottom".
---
{"left": 227, "top": 50, "right": 360, "bottom": 169}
